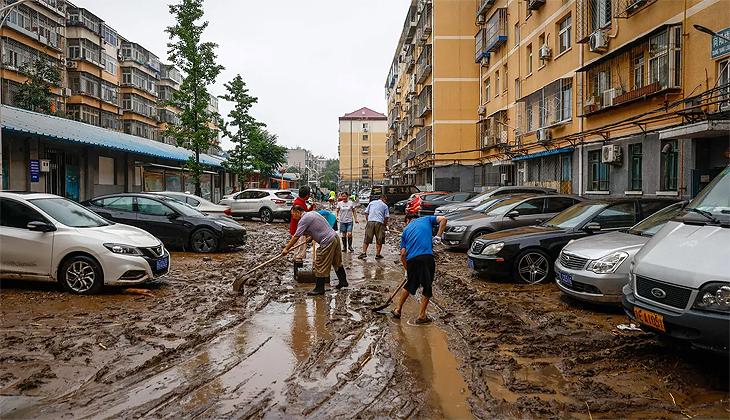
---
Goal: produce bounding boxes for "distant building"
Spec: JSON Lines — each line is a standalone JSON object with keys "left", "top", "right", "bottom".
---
{"left": 338, "top": 107, "right": 387, "bottom": 191}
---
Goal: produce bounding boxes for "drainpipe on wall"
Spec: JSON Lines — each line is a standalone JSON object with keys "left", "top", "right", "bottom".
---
{"left": 578, "top": 29, "right": 584, "bottom": 197}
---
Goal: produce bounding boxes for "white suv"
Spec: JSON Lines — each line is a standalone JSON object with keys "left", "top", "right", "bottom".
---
{"left": 0, "top": 192, "right": 169, "bottom": 295}
{"left": 219, "top": 189, "right": 295, "bottom": 223}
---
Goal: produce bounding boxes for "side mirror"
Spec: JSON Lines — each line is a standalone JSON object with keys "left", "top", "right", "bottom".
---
{"left": 166, "top": 212, "right": 180, "bottom": 220}
{"left": 27, "top": 221, "right": 56, "bottom": 232}
{"left": 535, "top": 219, "right": 545, "bottom": 224}
{"left": 584, "top": 222, "right": 602, "bottom": 233}
{"left": 505, "top": 210, "right": 520, "bottom": 219}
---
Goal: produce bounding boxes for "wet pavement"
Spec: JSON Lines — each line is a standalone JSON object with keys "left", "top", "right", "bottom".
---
{"left": 0, "top": 208, "right": 728, "bottom": 419}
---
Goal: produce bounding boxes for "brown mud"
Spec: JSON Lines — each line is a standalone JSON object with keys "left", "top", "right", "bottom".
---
{"left": 0, "top": 210, "right": 727, "bottom": 419}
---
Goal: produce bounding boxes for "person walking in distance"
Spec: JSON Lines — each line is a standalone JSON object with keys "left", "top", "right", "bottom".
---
{"left": 290, "top": 186, "right": 315, "bottom": 277}
{"left": 283, "top": 206, "right": 348, "bottom": 295}
{"left": 392, "top": 213, "right": 447, "bottom": 324}
{"left": 335, "top": 192, "right": 358, "bottom": 252}
{"left": 358, "top": 194, "right": 389, "bottom": 260}
{"left": 328, "top": 190, "right": 336, "bottom": 210}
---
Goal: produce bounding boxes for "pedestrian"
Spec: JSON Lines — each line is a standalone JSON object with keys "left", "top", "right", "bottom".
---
{"left": 391, "top": 213, "right": 447, "bottom": 324}
{"left": 317, "top": 209, "right": 338, "bottom": 230}
{"left": 335, "top": 191, "right": 358, "bottom": 252}
{"left": 329, "top": 190, "right": 336, "bottom": 210}
{"left": 290, "top": 186, "right": 315, "bottom": 277}
{"left": 283, "top": 206, "right": 348, "bottom": 295}
{"left": 358, "top": 194, "right": 389, "bottom": 260}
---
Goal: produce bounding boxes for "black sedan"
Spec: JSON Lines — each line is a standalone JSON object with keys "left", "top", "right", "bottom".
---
{"left": 82, "top": 193, "right": 247, "bottom": 253}
{"left": 392, "top": 199, "right": 408, "bottom": 214}
{"left": 467, "top": 198, "right": 677, "bottom": 284}
{"left": 419, "top": 191, "right": 478, "bottom": 216}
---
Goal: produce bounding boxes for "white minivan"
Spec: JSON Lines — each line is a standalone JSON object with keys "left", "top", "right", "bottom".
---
{"left": 622, "top": 166, "right": 730, "bottom": 352}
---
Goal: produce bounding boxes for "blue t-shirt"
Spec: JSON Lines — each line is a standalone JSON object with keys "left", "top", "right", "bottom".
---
{"left": 401, "top": 216, "right": 438, "bottom": 261}
{"left": 317, "top": 210, "right": 337, "bottom": 228}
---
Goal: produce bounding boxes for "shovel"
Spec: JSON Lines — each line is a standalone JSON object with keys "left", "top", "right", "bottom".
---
{"left": 232, "top": 241, "right": 307, "bottom": 293}
{"left": 294, "top": 241, "right": 318, "bottom": 284}
{"left": 371, "top": 275, "right": 408, "bottom": 313}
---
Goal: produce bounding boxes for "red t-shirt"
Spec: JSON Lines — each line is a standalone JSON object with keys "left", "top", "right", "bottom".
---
{"left": 290, "top": 197, "right": 309, "bottom": 235}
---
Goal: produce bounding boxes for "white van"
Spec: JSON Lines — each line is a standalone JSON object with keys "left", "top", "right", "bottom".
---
{"left": 622, "top": 166, "right": 730, "bottom": 352}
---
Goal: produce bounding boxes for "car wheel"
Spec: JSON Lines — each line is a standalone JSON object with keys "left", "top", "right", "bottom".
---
{"left": 191, "top": 228, "right": 218, "bottom": 253}
{"left": 59, "top": 255, "right": 103, "bottom": 295}
{"left": 259, "top": 207, "right": 273, "bottom": 223}
{"left": 513, "top": 249, "right": 551, "bottom": 284}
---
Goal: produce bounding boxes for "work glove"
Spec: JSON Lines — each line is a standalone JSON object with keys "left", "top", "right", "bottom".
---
{"left": 432, "top": 236, "right": 443, "bottom": 246}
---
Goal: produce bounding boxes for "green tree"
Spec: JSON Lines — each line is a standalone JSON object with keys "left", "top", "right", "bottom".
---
{"left": 320, "top": 159, "right": 339, "bottom": 191}
{"left": 165, "top": 0, "right": 224, "bottom": 196}
{"left": 285, "top": 166, "right": 301, "bottom": 174}
{"left": 246, "top": 128, "right": 287, "bottom": 179}
{"left": 14, "top": 59, "right": 61, "bottom": 114}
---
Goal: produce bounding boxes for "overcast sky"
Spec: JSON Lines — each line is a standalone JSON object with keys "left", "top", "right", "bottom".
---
{"left": 71, "top": 0, "right": 411, "bottom": 159}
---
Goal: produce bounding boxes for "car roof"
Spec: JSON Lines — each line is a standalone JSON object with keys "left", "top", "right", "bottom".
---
{"left": 0, "top": 191, "right": 60, "bottom": 200}
{"left": 581, "top": 197, "right": 677, "bottom": 205}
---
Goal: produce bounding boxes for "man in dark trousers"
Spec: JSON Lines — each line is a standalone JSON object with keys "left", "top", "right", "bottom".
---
{"left": 283, "top": 205, "right": 348, "bottom": 295}
{"left": 290, "top": 186, "right": 315, "bottom": 276}
{"left": 392, "top": 213, "right": 447, "bottom": 324}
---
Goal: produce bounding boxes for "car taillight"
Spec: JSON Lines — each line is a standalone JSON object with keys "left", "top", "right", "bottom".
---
{"left": 224, "top": 209, "right": 231, "bottom": 215}
{"left": 422, "top": 203, "right": 434, "bottom": 208}
{"left": 272, "top": 199, "right": 286, "bottom": 204}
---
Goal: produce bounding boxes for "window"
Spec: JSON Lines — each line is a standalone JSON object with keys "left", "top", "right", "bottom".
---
{"left": 558, "top": 15, "right": 572, "bottom": 54}
{"left": 66, "top": 38, "right": 101, "bottom": 65}
{"left": 186, "top": 197, "right": 200, "bottom": 207}
{"left": 362, "top": 146, "right": 369, "bottom": 154}
{"left": 649, "top": 30, "right": 668, "bottom": 89}
{"left": 515, "top": 78, "right": 520, "bottom": 101}
{"left": 101, "top": 24, "right": 117, "bottom": 47}
{"left": 513, "top": 198, "right": 545, "bottom": 215}
{"left": 136, "top": 198, "right": 170, "bottom": 216}
{"left": 0, "top": 198, "right": 47, "bottom": 229}
{"left": 495, "top": 71, "right": 500, "bottom": 96}
{"left": 629, "top": 143, "right": 642, "bottom": 190}
{"left": 546, "top": 197, "right": 577, "bottom": 213}
{"left": 67, "top": 104, "right": 100, "bottom": 126}
{"left": 363, "top": 134, "right": 369, "bottom": 141}
{"left": 593, "top": 202, "right": 636, "bottom": 229}
{"left": 103, "top": 53, "right": 117, "bottom": 76}
{"left": 103, "top": 196, "right": 134, "bottom": 212}
{"left": 68, "top": 72, "right": 100, "bottom": 97}
{"left": 527, "top": 44, "right": 533, "bottom": 74}
{"left": 560, "top": 80, "right": 573, "bottom": 121}
{"left": 101, "top": 80, "right": 118, "bottom": 105}
{"left": 515, "top": 23, "right": 520, "bottom": 47}
{"left": 503, "top": 65, "right": 508, "bottom": 92}
{"left": 362, "top": 123, "right": 369, "bottom": 132}
{"left": 121, "top": 93, "right": 156, "bottom": 118}
{"left": 719, "top": 59, "right": 729, "bottom": 100}
{"left": 121, "top": 67, "right": 157, "bottom": 95}
{"left": 539, "top": 34, "right": 546, "bottom": 67}
{"left": 101, "top": 111, "right": 119, "bottom": 130}
{"left": 99, "top": 156, "right": 115, "bottom": 185}
{"left": 362, "top": 169, "right": 370, "bottom": 178}
{"left": 631, "top": 52, "right": 645, "bottom": 90}
{"left": 485, "top": 79, "right": 491, "bottom": 102}
{"left": 363, "top": 158, "right": 369, "bottom": 167}
{"left": 660, "top": 140, "right": 678, "bottom": 191}
{"left": 589, "top": 150, "right": 609, "bottom": 191}
{"left": 590, "top": 0, "right": 612, "bottom": 32}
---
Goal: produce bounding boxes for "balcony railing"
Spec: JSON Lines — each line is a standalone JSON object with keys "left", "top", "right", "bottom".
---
{"left": 516, "top": 78, "right": 573, "bottom": 134}
{"left": 388, "top": 106, "right": 400, "bottom": 128}
{"left": 404, "top": 6, "right": 418, "bottom": 43}
{"left": 477, "top": 0, "right": 498, "bottom": 18}
{"left": 404, "top": 44, "right": 415, "bottom": 73}
{"left": 478, "top": 110, "right": 508, "bottom": 149}
{"left": 415, "top": 2, "right": 432, "bottom": 45}
{"left": 577, "top": 25, "right": 682, "bottom": 116}
{"left": 484, "top": 8, "right": 507, "bottom": 52}
{"left": 416, "top": 44, "right": 432, "bottom": 84}
{"left": 415, "top": 126, "right": 432, "bottom": 156}
{"left": 417, "top": 85, "right": 432, "bottom": 117}
{"left": 475, "top": 29, "right": 491, "bottom": 63}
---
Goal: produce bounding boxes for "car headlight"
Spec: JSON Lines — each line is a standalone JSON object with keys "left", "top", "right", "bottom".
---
{"left": 586, "top": 252, "right": 629, "bottom": 274}
{"left": 567, "top": 239, "right": 576, "bottom": 246}
{"left": 481, "top": 242, "right": 504, "bottom": 255}
{"left": 693, "top": 283, "right": 730, "bottom": 313}
{"left": 450, "top": 226, "right": 467, "bottom": 233}
{"left": 104, "top": 243, "right": 143, "bottom": 256}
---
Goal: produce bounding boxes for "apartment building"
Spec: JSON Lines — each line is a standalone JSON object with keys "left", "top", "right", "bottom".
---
{"left": 339, "top": 107, "right": 387, "bottom": 191}
{"left": 157, "top": 63, "right": 182, "bottom": 145}
{"left": 118, "top": 37, "right": 159, "bottom": 141}
{"left": 384, "top": 0, "right": 481, "bottom": 191}
{"left": 284, "top": 148, "right": 326, "bottom": 181}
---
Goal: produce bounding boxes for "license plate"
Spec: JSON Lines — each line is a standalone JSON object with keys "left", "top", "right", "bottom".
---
{"left": 557, "top": 269, "right": 572, "bottom": 286}
{"left": 287, "top": 202, "right": 293, "bottom": 206}
{"left": 468, "top": 259, "right": 475, "bottom": 269}
{"left": 634, "top": 307, "right": 665, "bottom": 332}
{"left": 156, "top": 258, "right": 169, "bottom": 270}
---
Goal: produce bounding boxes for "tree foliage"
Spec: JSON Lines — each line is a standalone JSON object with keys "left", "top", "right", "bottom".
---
{"left": 14, "top": 59, "right": 61, "bottom": 114}
{"left": 285, "top": 166, "right": 301, "bottom": 174}
{"left": 246, "top": 128, "right": 287, "bottom": 179}
{"left": 164, "top": 0, "right": 224, "bottom": 196}
{"left": 320, "top": 159, "right": 340, "bottom": 191}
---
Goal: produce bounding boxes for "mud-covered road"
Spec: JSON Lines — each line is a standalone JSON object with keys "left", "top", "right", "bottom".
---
{"left": 1, "top": 209, "right": 728, "bottom": 419}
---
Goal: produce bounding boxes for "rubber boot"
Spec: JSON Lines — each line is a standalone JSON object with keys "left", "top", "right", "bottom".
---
{"left": 335, "top": 266, "right": 348, "bottom": 289}
{"left": 348, "top": 236, "right": 354, "bottom": 252}
{"left": 307, "top": 277, "right": 326, "bottom": 295}
{"left": 294, "top": 261, "right": 303, "bottom": 277}
{"left": 342, "top": 237, "right": 347, "bottom": 253}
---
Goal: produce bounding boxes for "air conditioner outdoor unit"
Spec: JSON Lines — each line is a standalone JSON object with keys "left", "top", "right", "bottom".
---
{"left": 413, "top": 118, "right": 424, "bottom": 127}
{"left": 626, "top": 0, "right": 648, "bottom": 13}
{"left": 528, "top": 0, "right": 546, "bottom": 10}
{"left": 589, "top": 30, "right": 608, "bottom": 53}
{"left": 396, "top": 87, "right": 402, "bottom": 94}
{"left": 536, "top": 127, "right": 551, "bottom": 142}
{"left": 602, "top": 145, "right": 622, "bottom": 164}
{"left": 477, "top": 14, "right": 485, "bottom": 25}
{"left": 602, "top": 88, "right": 617, "bottom": 107}
{"left": 65, "top": 59, "right": 77, "bottom": 69}
{"left": 61, "top": 87, "right": 72, "bottom": 97}
{"left": 477, "top": 105, "right": 486, "bottom": 116}
{"left": 539, "top": 45, "right": 552, "bottom": 60}
{"left": 480, "top": 55, "right": 490, "bottom": 68}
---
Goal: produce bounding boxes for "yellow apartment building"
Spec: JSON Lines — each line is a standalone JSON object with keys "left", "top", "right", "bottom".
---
{"left": 157, "top": 63, "right": 183, "bottom": 145}
{"left": 385, "top": 0, "right": 482, "bottom": 191}
{"left": 339, "top": 107, "right": 387, "bottom": 191}
{"left": 118, "top": 38, "right": 159, "bottom": 141}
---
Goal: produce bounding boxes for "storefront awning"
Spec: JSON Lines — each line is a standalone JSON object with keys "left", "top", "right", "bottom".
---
{"left": 658, "top": 120, "right": 730, "bottom": 140}
{"left": 511, "top": 147, "right": 574, "bottom": 161}
{"left": 1, "top": 105, "right": 224, "bottom": 167}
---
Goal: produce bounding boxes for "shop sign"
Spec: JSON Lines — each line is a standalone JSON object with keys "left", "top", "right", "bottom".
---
{"left": 30, "top": 159, "right": 40, "bottom": 182}
{"left": 711, "top": 26, "right": 730, "bottom": 59}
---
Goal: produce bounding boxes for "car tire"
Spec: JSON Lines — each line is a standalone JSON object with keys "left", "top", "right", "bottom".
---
{"left": 259, "top": 207, "right": 273, "bottom": 223}
{"left": 59, "top": 255, "right": 104, "bottom": 295}
{"left": 191, "top": 228, "right": 218, "bottom": 253}
{"left": 513, "top": 249, "right": 552, "bottom": 285}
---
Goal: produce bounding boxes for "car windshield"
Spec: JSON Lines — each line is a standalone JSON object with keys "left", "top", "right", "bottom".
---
{"left": 159, "top": 197, "right": 206, "bottom": 217}
{"left": 685, "top": 166, "right": 730, "bottom": 217}
{"left": 628, "top": 202, "right": 685, "bottom": 237}
{"left": 468, "top": 187, "right": 498, "bottom": 203}
{"left": 543, "top": 203, "right": 606, "bottom": 229}
{"left": 31, "top": 198, "right": 110, "bottom": 228}
{"left": 474, "top": 196, "right": 509, "bottom": 212}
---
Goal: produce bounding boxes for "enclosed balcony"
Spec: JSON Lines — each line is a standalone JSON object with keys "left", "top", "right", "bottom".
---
{"left": 516, "top": 78, "right": 573, "bottom": 135}
{"left": 484, "top": 8, "right": 507, "bottom": 52}
{"left": 415, "top": 2, "right": 432, "bottom": 45}
{"left": 404, "top": 6, "right": 418, "bottom": 44}
{"left": 478, "top": 110, "right": 508, "bottom": 149}
{"left": 417, "top": 85, "right": 432, "bottom": 118}
{"left": 388, "top": 106, "right": 400, "bottom": 129}
{"left": 67, "top": 8, "right": 102, "bottom": 35}
{"left": 415, "top": 126, "right": 432, "bottom": 156}
{"left": 476, "top": 0, "right": 498, "bottom": 19}
{"left": 475, "top": 29, "right": 491, "bottom": 64}
{"left": 404, "top": 44, "right": 415, "bottom": 73}
{"left": 416, "top": 44, "right": 432, "bottom": 84}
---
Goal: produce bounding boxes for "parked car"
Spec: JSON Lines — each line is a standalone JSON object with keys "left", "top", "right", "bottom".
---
{"left": 406, "top": 192, "right": 448, "bottom": 214}
{"left": 443, "top": 195, "right": 583, "bottom": 251}
{"left": 82, "top": 193, "right": 246, "bottom": 253}
{"left": 370, "top": 185, "right": 420, "bottom": 207}
{"left": 148, "top": 191, "right": 231, "bottom": 218}
{"left": 0, "top": 192, "right": 170, "bottom": 294}
{"left": 434, "top": 186, "right": 557, "bottom": 216}
{"left": 623, "top": 167, "right": 730, "bottom": 353}
{"left": 358, "top": 192, "right": 371, "bottom": 206}
{"left": 467, "top": 198, "right": 678, "bottom": 284}
{"left": 444, "top": 194, "right": 535, "bottom": 222}
{"left": 419, "top": 191, "right": 479, "bottom": 216}
{"left": 556, "top": 201, "right": 687, "bottom": 304}
{"left": 218, "top": 189, "right": 295, "bottom": 223}
{"left": 393, "top": 199, "right": 408, "bottom": 214}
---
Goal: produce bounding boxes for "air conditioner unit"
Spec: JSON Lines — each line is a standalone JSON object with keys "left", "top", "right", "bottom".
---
{"left": 396, "top": 87, "right": 402, "bottom": 95}
{"left": 65, "top": 59, "right": 77, "bottom": 69}
{"left": 539, "top": 45, "right": 552, "bottom": 60}
{"left": 589, "top": 30, "right": 608, "bottom": 53}
{"left": 499, "top": 130, "right": 508, "bottom": 144}
{"left": 601, "top": 144, "right": 622, "bottom": 164}
{"left": 61, "top": 87, "right": 72, "bottom": 97}
{"left": 528, "top": 0, "right": 546, "bottom": 10}
{"left": 477, "top": 14, "right": 485, "bottom": 25}
{"left": 480, "top": 55, "right": 490, "bottom": 68}
{"left": 536, "top": 127, "right": 551, "bottom": 142}
{"left": 602, "top": 88, "right": 617, "bottom": 107}
{"left": 626, "top": 0, "right": 648, "bottom": 13}
{"left": 477, "top": 105, "right": 486, "bottom": 116}
{"left": 413, "top": 118, "right": 424, "bottom": 127}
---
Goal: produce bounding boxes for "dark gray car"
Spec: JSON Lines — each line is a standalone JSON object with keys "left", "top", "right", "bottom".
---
{"left": 434, "top": 186, "right": 557, "bottom": 216}
{"left": 443, "top": 195, "right": 583, "bottom": 251}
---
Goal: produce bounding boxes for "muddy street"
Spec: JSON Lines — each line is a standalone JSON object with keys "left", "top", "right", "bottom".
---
{"left": 1, "top": 213, "right": 728, "bottom": 419}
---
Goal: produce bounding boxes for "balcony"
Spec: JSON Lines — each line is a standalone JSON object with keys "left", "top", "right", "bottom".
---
{"left": 527, "top": 0, "right": 546, "bottom": 11}
{"left": 404, "top": 6, "right": 418, "bottom": 43}
{"left": 67, "top": 8, "right": 102, "bottom": 35}
{"left": 475, "top": 29, "right": 491, "bottom": 64}
{"left": 404, "top": 44, "right": 415, "bottom": 73}
{"left": 484, "top": 8, "right": 507, "bottom": 52}
{"left": 477, "top": 0, "right": 498, "bottom": 19}
{"left": 577, "top": 25, "right": 682, "bottom": 116}
{"left": 415, "top": 126, "right": 432, "bottom": 156}
{"left": 388, "top": 106, "right": 400, "bottom": 128}
{"left": 415, "top": 2, "right": 432, "bottom": 45}
{"left": 615, "top": 0, "right": 657, "bottom": 18}
{"left": 478, "top": 110, "right": 508, "bottom": 149}
{"left": 516, "top": 78, "right": 573, "bottom": 135}
{"left": 417, "top": 85, "right": 432, "bottom": 118}
{"left": 416, "top": 44, "right": 432, "bottom": 84}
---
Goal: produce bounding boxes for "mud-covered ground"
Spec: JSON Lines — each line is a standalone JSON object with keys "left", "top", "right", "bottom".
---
{"left": 0, "top": 207, "right": 727, "bottom": 419}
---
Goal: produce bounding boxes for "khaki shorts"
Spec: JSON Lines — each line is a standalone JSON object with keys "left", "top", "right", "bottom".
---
{"left": 293, "top": 235, "right": 308, "bottom": 260}
{"left": 314, "top": 237, "right": 343, "bottom": 278}
{"left": 364, "top": 221, "right": 385, "bottom": 245}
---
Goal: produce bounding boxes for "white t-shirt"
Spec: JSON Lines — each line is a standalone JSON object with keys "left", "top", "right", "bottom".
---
{"left": 337, "top": 200, "right": 355, "bottom": 223}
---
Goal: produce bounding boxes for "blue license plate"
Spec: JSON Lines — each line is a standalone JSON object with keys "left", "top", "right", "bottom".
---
{"left": 557, "top": 269, "right": 572, "bottom": 286}
{"left": 468, "top": 259, "right": 475, "bottom": 269}
{"left": 287, "top": 202, "right": 293, "bottom": 206}
{"left": 156, "top": 258, "right": 169, "bottom": 270}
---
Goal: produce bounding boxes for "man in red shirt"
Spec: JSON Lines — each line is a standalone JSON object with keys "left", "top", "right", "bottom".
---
{"left": 290, "top": 185, "right": 315, "bottom": 276}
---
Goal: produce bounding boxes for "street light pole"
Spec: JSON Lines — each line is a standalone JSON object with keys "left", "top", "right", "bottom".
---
{"left": 694, "top": 24, "right": 730, "bottom": 43}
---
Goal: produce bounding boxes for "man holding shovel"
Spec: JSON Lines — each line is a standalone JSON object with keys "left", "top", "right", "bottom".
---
{"left": 283, "top": 205, "right": 348, "bottom": 295}
{"left": 291, "top": 186, "right": 315, "bottom": 277}
{"left": 391, "top": 213, "right": 447, "bottom": 324}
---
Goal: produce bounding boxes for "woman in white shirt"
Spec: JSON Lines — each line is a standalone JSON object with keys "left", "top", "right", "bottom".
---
{"left": 335, "top": 192, "right": 358, "bottom": 252}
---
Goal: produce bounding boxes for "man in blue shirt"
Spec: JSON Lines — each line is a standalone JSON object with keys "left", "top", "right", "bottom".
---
{"left": 392, "top": 213, "right": 447, "bottom": 324}
{"left": 358, "top": 194, "right": 390, "bottom": 260}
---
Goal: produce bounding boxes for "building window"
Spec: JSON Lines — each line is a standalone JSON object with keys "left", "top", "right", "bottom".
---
{"left": 590, "top": 0, "right": 612, "bottom": 32}
{"left": 66, "top": 38, "right": 101, "bottom": 65}
{"left": 589, "top": 150, "right": 609, "bottom": 191}
{"left": 648, "top": 31, "right": 668, "bottom": 89}
{"left": 103, "top": 53, "right": 117, "bottom": 76}
{"left": 68, "top": 72, "right": 100, "bottom": 98}
{"left": 515, "top": 78, "right": 520, "bottom": 101}
{"left": 362, "top": 146, "right": 369, "bottom": 154}
{"left": 539, "top": 34, "right": 546, "bottom": 67}
{"left": 101, "top": 110, "right": 119, "bottom": 130}
{"left": 363, "top": 134, "right": 369, "bottom": 141}
{"left": 495, "top": 71, "right": 500, "bottom": 96}
{"left": 661, "top": 140, "right": 678, "bottom": 191}
{"left": 485, "top": 79, "right": 491, "bottom": 102}
{"left": 101, "top": 24, "right": 118, "bottom": 47}
{"left": 121, "top": 93, "right": 156, "bottom": 118}
{"left": 560, "top": 80, "right": 572, "bottom": 121}
{"left": 633, "top": 52, "right": 645, "bottom": 90}
{"left": 515, "top": 23, "right": 520, "bottom": 47}
{"left": 363, "top": 158, "right": 369, "bottom": 166}
{"left": 503, "top": 65, "right": 508, "bottom": 92}
{"left": 362, "top": 122, "right": 369, "bottom": 132}
{"left": 362, "top": 169, "right": 369, "bottom": 178}
{"left": 629, "top": 143, "right": 642, "bottom": 190}
{"left": 67, "top": 104, "right": 100, "bottom": 126}
{"left": 720, "top": 59, "right": 730, "bottom": 100}
{"left": 558, "top": 15, "right": 572, "bottom": 54}
{"left": 527, "top": 44, "right": 533, "bottom": 74}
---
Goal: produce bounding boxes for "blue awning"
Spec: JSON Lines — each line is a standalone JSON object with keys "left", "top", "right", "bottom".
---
{"left": 1, "top": 105, "right": 224, "bottom": 167}
{"left": 511, "top": 147, "right": 574, "bottom": 161}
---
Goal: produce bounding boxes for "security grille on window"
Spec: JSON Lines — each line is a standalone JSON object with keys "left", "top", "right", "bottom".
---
{"left": 516, "top": 78, "right": 572, "bottom": 134}
{"left": 660, "top": 140, "right": 678, "bottom": 191}
{"left": 68, "top": 72, "right": 101, "bottom": 97}
{"left": 103, "top": 53, "right": 117, "bottom": 76}
{"left": 123, "top": 120, "right": 156, "bottom": 141}
{"left": 121, "top": 67, "right": 157, "bottom": 96}
{"left": 67, "top": 38, "right": 102, "bottom": 65}
{"left": 101, "top": 110, "right": 119, "bottom": 130}
{"left": 591, "top": 0, "right": 612, "bottom": 32}
{"left": 559, "top": 16, "right": 572, "bottom": 54}
{"left": 67, "top": 104, "right": 100, "bottom": 126}
{"left": 121, "top": 93, "right": 156, "bottom": 118}
{"left": 589, "top": 150, "right": 610, "bottom": 191}
{"left": 101, "top": 81, "right": 118, "bottom": 105}
{"left": 101, "top": 24, "right": 118, "bottom": 47}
